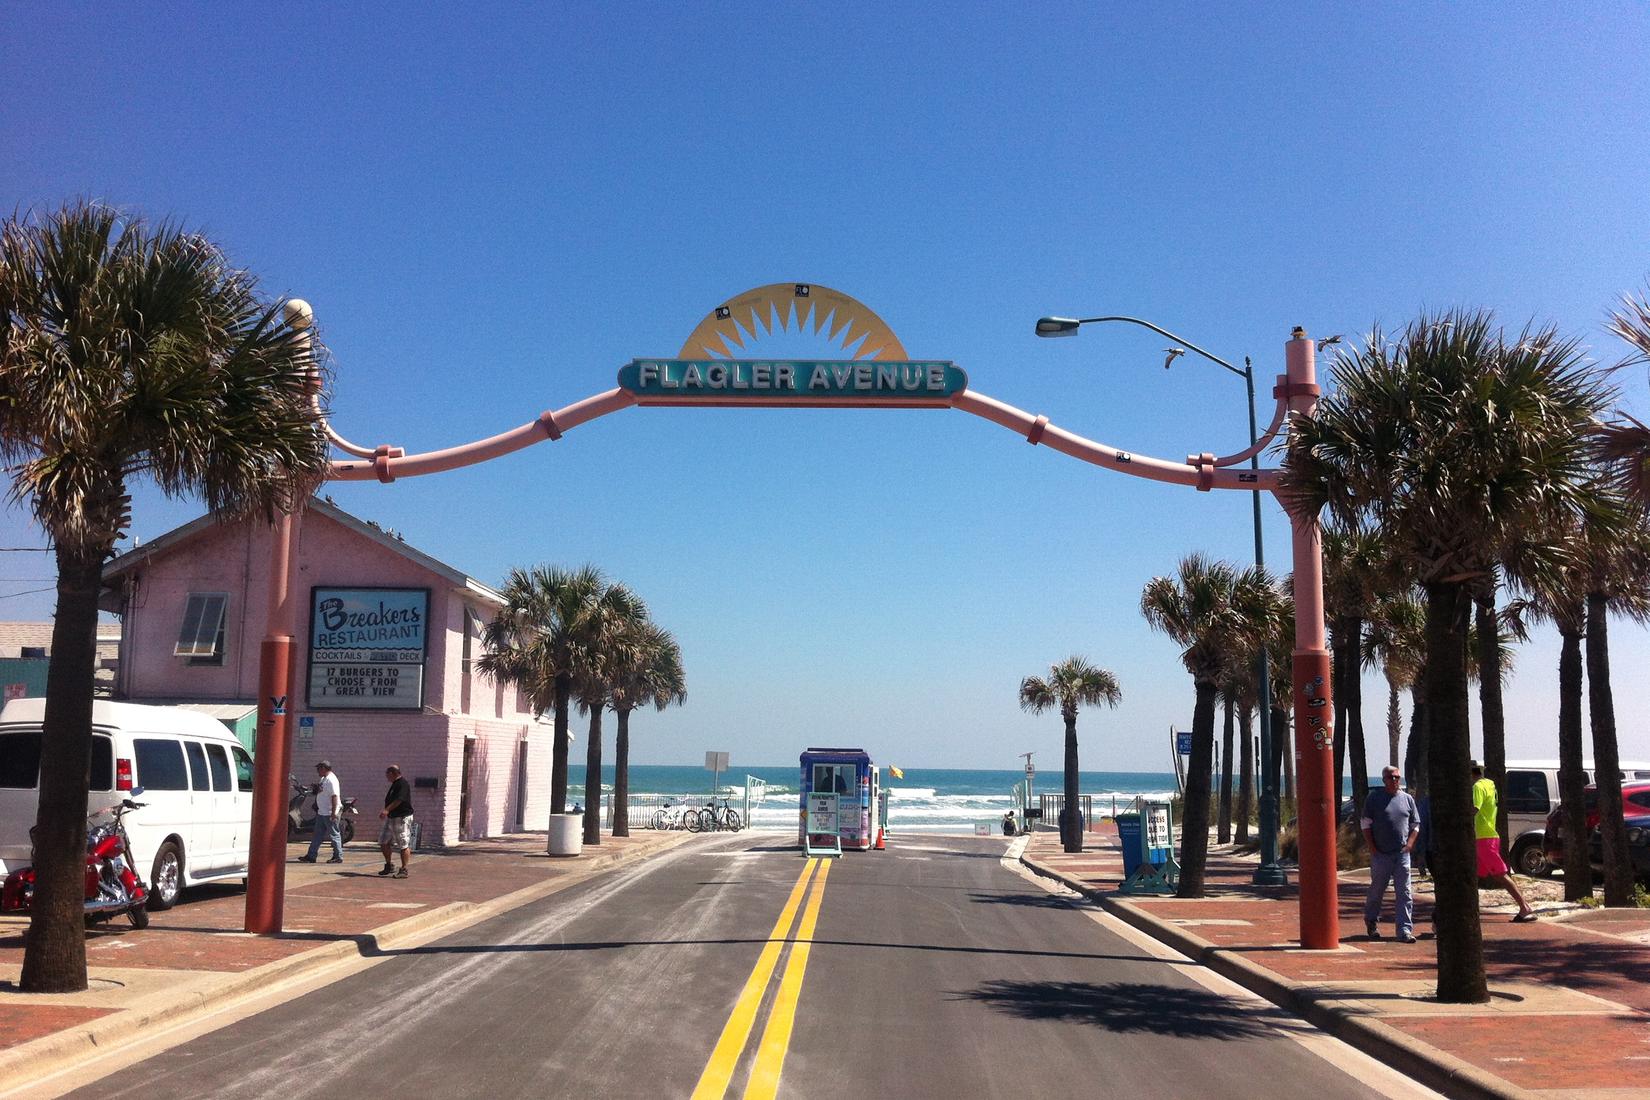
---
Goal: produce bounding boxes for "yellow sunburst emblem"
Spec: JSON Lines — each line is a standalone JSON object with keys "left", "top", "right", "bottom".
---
{"left": 678, "top": 282, "right": 908, "bottom": 361}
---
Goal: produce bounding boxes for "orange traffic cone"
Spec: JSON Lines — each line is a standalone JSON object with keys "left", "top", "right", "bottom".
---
{"left": 875, "top": 827, "right": 885, "bottom": 850}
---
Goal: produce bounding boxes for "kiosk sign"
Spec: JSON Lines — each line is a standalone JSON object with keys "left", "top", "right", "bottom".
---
{"left": 307, "top": 587, "right": 430, "bottom": 710}
{"left": 806, "top": 792, "right": 839, "bottom": 835}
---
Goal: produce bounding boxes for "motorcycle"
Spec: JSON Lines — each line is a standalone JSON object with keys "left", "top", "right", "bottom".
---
{"left": 1, "top": 793, "right": 151, "bottom": 929}
{"left": 288, "top": 774, "right": 359, "bottom": 844}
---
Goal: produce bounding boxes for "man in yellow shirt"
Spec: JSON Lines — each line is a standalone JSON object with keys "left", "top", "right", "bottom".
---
{"left": 1472, "top": 762, "right": 1536, "bottom": 922}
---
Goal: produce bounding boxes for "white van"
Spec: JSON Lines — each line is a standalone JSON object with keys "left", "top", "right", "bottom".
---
{"left": 0, "top": 699, "right": 256, "bottom": 909}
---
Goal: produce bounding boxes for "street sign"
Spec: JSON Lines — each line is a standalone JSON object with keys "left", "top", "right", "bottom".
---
{"left": 704, "top": 751, "right": 729, "bottom": 772}
{"left": 1176, "top": 732, "right": 1193, "bottom": 756}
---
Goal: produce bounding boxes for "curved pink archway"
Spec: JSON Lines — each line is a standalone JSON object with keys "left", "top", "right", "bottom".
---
{"left": 247, "top": 326, "right": 1337, "bottom": 954}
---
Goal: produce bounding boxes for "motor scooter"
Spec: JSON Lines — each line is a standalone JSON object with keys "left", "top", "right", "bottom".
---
{"left": 0, "top": 794, "right": 151, "bottom": 929}
{"left": 288, "top": 775, "right": 360, "bottom": 844}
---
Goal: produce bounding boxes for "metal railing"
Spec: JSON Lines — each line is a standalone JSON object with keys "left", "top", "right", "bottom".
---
{"left": 1037, "top": 793, "right": 1099, "bottom": 832}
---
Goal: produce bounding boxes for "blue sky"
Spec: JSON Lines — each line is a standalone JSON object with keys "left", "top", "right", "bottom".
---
{"left": 4, "top": 4, "right": 1650, "bottom": 771}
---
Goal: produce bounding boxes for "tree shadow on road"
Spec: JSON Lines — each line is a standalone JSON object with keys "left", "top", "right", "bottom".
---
{"left": 951, "top": 979, "right": 1283, "bottom": 1039}
{"left": 966, "top": 890, "right": 1076, "bottom": 909}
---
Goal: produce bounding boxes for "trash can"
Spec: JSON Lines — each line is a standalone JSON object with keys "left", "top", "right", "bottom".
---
{"left": 1116, "top": 812, "right": 1143, "bottom": 878}
{"left": 547, "top": 812, "right": 584, "bottom": 857}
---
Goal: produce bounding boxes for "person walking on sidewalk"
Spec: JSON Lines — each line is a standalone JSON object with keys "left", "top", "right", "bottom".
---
{"left": 1473, "top": 761, "right": 1536, "bottom": 922}
{"left": 298, "top": 761, "right": 344, "bottom": 864}
{"left": 1361, "top": 765, "right": 1420, "bottom": 942}
{"left": 379, "top": 764, "right": 415, "bottom": 879}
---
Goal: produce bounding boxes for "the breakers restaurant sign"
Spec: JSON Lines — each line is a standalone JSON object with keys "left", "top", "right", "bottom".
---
{"left": 307, "top": 587, "right": 430, "bottom": 710}
{"left": 619, "top": 359, "right": 967, "bottom": 405}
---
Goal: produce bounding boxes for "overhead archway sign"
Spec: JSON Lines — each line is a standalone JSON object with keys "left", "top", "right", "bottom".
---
{"left": 620, "top": 359, "right": 966, "bottom": 406}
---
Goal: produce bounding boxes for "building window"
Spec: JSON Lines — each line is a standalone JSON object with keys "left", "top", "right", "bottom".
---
{"left": 175, "top": 593, "right": 228, "bottom": 666}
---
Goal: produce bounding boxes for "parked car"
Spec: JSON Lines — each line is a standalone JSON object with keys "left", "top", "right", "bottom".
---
{"left": 0, "top": 699, "right": 255, "bottom": 910}
{"left": 1502, "top": 760, "right": 1650, "bottom": 877}
{"left": 1585, "top": 811, "right": 1650, "bottom": 883}
{"left": 1543, "top": 780, "right": 1650, "bottom": 877}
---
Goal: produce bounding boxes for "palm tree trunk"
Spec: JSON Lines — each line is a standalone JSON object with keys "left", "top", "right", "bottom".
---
{"left": 1332, "top": 626, "right": 1349, "bottom": 811}
{"left": 1423, "top": 580, "right": 1487, "bottom": 1004}
{"left": 613, "top": 707, "right": 632, "bottom": 838}
{"left": 19, "top": 542, "right": 101, "bottom": 993}
{"left": 1177, "top": 680, "right": 1220, "bottom": 897}
{"left": 1386, "top": 677, "right": 1401, "bottom": 768}
{"left": 1236, "top": 704, "right": 1254, "bottom": 844}
{"left": 1476, "top": 593, "right": 1509, "bottom": 849}
{"left": 1347, "top": 616, "right": 1370, "bottom": 819}
{"left": 1217, "top": 696, "right": 1234, "bottom": 844}
{"left": 1270, "top": 704, "right": 1290, "bottom": 835}
{"left": 1557, "top": 627, "right": 1591, "bottom": 902}
{"left": 1405, "top": 686, "right": 1429, "bottom": 798}
{"left": 550, "top": 676, "right": 571, "bottom": 816}
{"left": 582, "top": 704, "right": 603, "bottom": 845}
{"left": 1061, "top": 709, "right": 1081, "bottom": 854}
{"left": 1586, "top": 593, "right": 1634, "bottom": 906}
{"left": 1282, "top": 724, "right": 1296, "bottom": 803}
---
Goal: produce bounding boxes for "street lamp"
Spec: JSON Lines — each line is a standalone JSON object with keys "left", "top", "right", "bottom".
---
{"left": 1034, "top": 314, "right": 1288, "bottom": 887}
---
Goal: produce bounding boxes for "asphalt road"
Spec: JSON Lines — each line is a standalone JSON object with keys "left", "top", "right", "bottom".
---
{"left": 64, "top": 834, "right": 1432, "bottom": 1099}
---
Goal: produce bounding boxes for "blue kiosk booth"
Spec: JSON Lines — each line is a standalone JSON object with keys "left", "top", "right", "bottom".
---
{"left": 799, "top": 747, "right": 883, "bottom": 854}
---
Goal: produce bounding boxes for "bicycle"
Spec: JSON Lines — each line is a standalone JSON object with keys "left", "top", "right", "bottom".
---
{"left": 649, "top": 802, "right": 691, "bottom": 831}
{"left": 694, "top": 798, "right": 743, "bottom": 832}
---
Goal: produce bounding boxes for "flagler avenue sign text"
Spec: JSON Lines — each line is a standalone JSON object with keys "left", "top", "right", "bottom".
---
{"left": 619, "top": 359, "right": 967, "bottom": 404}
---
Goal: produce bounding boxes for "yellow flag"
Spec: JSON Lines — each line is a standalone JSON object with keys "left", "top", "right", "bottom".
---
{"left": 889, "top": 765, "right": 904, "bottom": 779}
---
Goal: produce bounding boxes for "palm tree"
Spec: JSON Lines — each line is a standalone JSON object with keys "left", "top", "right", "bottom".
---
{"left": 1323, "top": 522, "right": 1384, "bottom": 820}
{"left": 572, "top": 582, "right": 649, "bottom": 846}
{"left": 1517, "top": 523, "right": 1593, "bottom": 902}
{"left": 1216, "top": 666, "right": 1240, "bottom": 844}
{"left": 1216, "top": 646, "right": 1263, "bottom": 844}
{"left": 0, "top": 203, "right": 328, "bottom": 993}
{"left": 1575, "top": 495, "right": 1650, "bottom": 904}
{"left": 1018, "top": 656, "right": 1122, "bottom": 853}
{"left": 608, "top": 623, "right": 685, "bottom": 837}
{"left": 1364, "top": 591, "right": 1424, "bottom": 773}
{"left": 1287, "top": 311, "right": 1610, "bottom": 1003}
{"left": 479, "top": 564, "right": 609, "bottom": 817}
{"left": 1141, "top": 555, "right": 1274, "bottom": 896}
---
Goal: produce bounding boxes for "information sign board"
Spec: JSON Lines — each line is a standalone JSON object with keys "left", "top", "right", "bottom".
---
{"left": 806, "top": 792, "right": 839, "bottom": 835}
{"left": 1176, "top": 732, "right": 1193, "bottom": 756}
{"left": 307, "top": 587, "right": 429, "bottom": 710}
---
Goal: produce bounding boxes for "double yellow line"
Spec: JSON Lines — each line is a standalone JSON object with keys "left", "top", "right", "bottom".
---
{"left": 690, "top": 857, "right": 831, "bottom": 1100}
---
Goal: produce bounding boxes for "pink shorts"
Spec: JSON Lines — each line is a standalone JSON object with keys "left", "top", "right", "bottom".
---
{"left": 1476, "top": 836, "right": 1509, "bottom": 877}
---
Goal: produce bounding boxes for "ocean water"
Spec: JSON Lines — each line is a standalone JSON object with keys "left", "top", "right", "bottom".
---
{"left": 566, "top": 764, "right": 1182, "bottom": 833}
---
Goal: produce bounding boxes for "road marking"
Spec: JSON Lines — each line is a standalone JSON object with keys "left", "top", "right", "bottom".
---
{"left": 689, "top": 858, "right": 818, "bottom": 1100}
{"left": 743, "top": 858, "right": 831, "bottom": 1100}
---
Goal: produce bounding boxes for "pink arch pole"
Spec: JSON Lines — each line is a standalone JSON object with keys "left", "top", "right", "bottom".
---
{"left": 250, "top": 328, "right": 1338, "bottom": 950}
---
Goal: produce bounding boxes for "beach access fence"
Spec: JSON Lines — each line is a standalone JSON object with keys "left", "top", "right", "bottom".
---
{"left": 608, "top": 791, "right": 754, "bottom": 829}
{"left": 1036, "top": 794, "right": 1100, "bottom": 832}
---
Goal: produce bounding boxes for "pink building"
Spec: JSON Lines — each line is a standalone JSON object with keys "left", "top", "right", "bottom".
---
{"left": 99, "top": 499, "right": 552, "bottom": 847}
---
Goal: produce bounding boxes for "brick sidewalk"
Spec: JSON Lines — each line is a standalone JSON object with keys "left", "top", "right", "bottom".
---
{"left": 1022, "top": 826, "right": 1650, "bottom": 1099}
{"left": 0, "top": 829, "right": 691, "bottom": 1078}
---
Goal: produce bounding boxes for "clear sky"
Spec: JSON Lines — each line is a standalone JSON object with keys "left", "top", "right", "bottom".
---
{"left": 5, "top": 4, "right": 1650, "bottom": 771}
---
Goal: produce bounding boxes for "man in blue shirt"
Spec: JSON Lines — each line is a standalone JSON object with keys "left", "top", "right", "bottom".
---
{"left": 1361, "top": 765, "right": 1421, "bottom": 942}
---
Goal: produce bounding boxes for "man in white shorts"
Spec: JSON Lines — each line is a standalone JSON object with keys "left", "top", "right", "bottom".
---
{"left": 379, "top": 764, "right": 415, "bottom": 878}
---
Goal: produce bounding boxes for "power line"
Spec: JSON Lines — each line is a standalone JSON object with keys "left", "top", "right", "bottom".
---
{"left": 0, "top": 585, "right": 55, "bottom": 600}
{"left": 0, "top": 548, "right": 51, "bottom": 552}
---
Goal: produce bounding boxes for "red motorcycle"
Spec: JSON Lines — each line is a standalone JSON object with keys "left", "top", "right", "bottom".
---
{"left": 1, "top": 795, "right": 151, "bottom": 930}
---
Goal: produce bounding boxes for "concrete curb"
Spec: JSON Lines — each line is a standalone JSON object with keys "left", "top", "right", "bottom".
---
{"left": 1019, "top": 852, "right": 1535, "bottom": 1100}
{"left": 0, "top": 831, "right": 696, "bottom": 1095}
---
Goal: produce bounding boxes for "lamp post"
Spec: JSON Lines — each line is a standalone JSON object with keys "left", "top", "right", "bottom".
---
{"left": 1034, "top": 315, "right": 1288, "bottom": 886}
